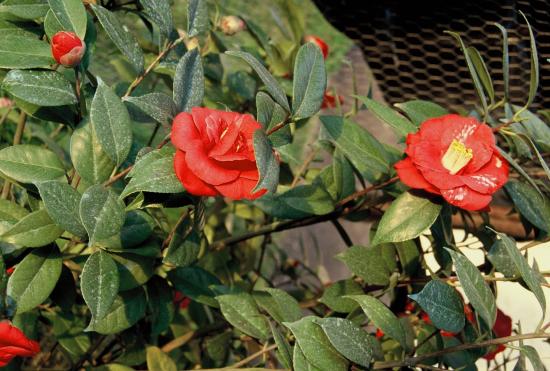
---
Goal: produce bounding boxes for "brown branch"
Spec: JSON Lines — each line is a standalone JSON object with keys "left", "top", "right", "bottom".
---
{"left": 160, "top": 322, "right": 227, "bottom": 353}
{"left": 229, "top": 343, "right": 278, "bottom": 369}
{"left": 336, "top": 176, "right": 399, "bottom": 208}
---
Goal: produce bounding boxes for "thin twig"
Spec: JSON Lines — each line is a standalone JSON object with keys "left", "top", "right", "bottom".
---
{"left": 228, "top": 343, "right": 277, "bottom": 369}
{"left": 290, "top": 148, "right": 318, "bottom": 187}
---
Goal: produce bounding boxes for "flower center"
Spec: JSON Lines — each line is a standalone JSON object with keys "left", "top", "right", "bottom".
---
{"left": 441, "top": 139, "right": 473, "bottom": 175}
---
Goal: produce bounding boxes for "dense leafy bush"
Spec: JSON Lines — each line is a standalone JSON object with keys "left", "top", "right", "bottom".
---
{"left": 0, "top": 0, "right": 549, "bottom": 370}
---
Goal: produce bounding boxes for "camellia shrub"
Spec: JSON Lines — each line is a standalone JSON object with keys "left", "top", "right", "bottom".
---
{"left": 0, "top": 0, "right": 549, "bottom": 370}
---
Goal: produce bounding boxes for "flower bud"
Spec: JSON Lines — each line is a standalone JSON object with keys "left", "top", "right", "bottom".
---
{"left": 303, "top": 35, "right": 329, "bottom": 59}
{"left": 219, "top": 15, "right": 246, "bottom": 35}
{"left": 51, "top": 31, "right": 86, "bottom": 68}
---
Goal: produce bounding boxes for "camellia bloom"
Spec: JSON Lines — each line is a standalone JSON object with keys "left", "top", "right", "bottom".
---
{"left": 51, "top": 31, "right": 86, "bottom": 67}
{"left": 483, "top": 309, "right": 512, "bottom": 360}
{"left": 304, "top": 35, "right": 329, "bottom": 59}
{"left": 219, "top": 15, "right": 246, "bottom": 35}
{"left": 171, "top": 107, "right": 266, "bottom": 200}
{"left": 394, "top": 114, "right": 509, "bottom": 211}
{"left": 0, "top": 322, "right": 40, "bottom": 367}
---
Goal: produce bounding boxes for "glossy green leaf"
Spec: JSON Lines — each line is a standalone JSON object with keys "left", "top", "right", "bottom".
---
{"left": 91, "top": 4, "right": 144, "bottom": 74}
{"left": 109, "top": 252, "right": 154, "bottom": 291}
{"left": 315, "top": 317, "right": 374, "bottom": 367}
{"left": 43, "top": 9, "right": 63, "bottom": 39}
{"left": 520, "top": 12, "right": 539, "bottom": 112}
{"left": 372, "top": 191, "right": 442, "bottom": 245}
{"left": 347, "top": 295, "right": 408, "bottom": 350}
{"left": 270, "top": 322, "right": 292, "bottom": 370}
{"left": 446, "top": 249, "right": 496, "bottom": 327}
{"left": 1, "top": 209, "right": 63, "bottom": 247}
{"left": 394, "top": 100, "right": 448, "bottom": 126}
{"left": 256, "top": 91, "right": 290, "bottom": 148}
{"left": 146, "top": 346, "right": 176, "bottom": 371}
{"left": 120, "top": 156, "right": 184, "bottom": 199}
{"left": 293, "top": 342, "right": 320, "bottom": 371}
{"left": 2, "top": 70, "right": 76, "bottom": 106}
{"left": 496, "top": 233, "right": 546, "bottom": 315}
{"left": 252, "top": 130, "right": 279, "bottom": 194}
{"left": 292, "top": 42, "right": 326, "bottom": 119}
{"left": 467, "top": 47, "right": 495, "bottom": 105}
{"left": 168, "top": 266, "right": 220, "bottom": 307}
{"left": 0, "top": 144, "right": 65, "bottom": 184}
{"left": 217, "top": 292, "right": 270, "bottom": 340}
{"left": 44, "top": 311, "right": 90, "bottom": 358}
{"left": 139, "top": 0, "right": 173, "bottom": 38}
{"left": 505, "top": 181, "right": 550, "bottom": 232}
{"left": 254, "top": 288, "right": 302, "bottom": 323}
{"left": 47, "top": 0, "right": 87, "bottom": 39}
{"left": 357, "top": 96, "right": 417, "bottom": 138}
{"left": 86, "top": 288, "right": 146, "bottom": 334}
{"left": 320, "top": 116, "right": 389, "bottom": 183}
{"left": 0, "top": 0, "right": 49, "bottom": 20}
{"left": 487, "top": 239, "right": 517, "bottom": 277}
{"left": 284, "top": 316, "right": 348, "bottom": 371}
{"left": 79, "top": 185, "right": 126, "bottom": 245}
{"left": 186, "top": 0, "right": 208, "bottom": 37}
{"left": 0, "top": 199, "right": 29, "bottom": 235}
{"left": 319, "top": 279, "right": 362, "bottom": 313}
{"left": 173, "top": 48, "right": 204, "bottom": 112}
{"left": 494, "top": 23, "right": 510, "bottom": 101}
{"left": 120, "top": 210, "right": 154, "bottom": 248}
{"left": 70, "top": 119, "right": 116, "bottom": 185}
{"left": 81, "top": 251, "right": 120, "bottom": 321}
{"left": 7, "top": 245, "right": 62, "bottom": 314}
{"left": 163, "top": 228, "right": 200, "bottom": 267}
{"left": 409, "top": 280, "right": 465, "bottom": 333}
{"left": 147, "top": 277, "right": 173, "bottom": 337}
{"left": 123, "top": 93, "right": 177, "bottom": 127}
{"left": 36, "top": 180, "right": 86, "bottom": 238}
{"left": 337, "top": 244, "right": 396, "bottom": 286}
{"left": 0, "top": 18, "right": 42, "bottom": 37}
{"left": 519, "top": 345, "right": 545, "bottom": 371}
{"left": 226, "top": 50, "right": 290, "bottom": 112}
{"left": 256, "top": 184, "right": 334, "bottom": 219}
{"left": 91, "top": 80, "right": 133, "bottom": 166}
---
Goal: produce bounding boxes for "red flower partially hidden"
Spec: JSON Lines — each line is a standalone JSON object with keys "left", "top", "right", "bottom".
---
{"left": 51, "top": 31, "right": 86, "bottom": 67}
{"left": 173, "top": 291, "right": 191, "bottom": 309}
{"left": 483, "top": 309, "right": 512, "bottom": 360}
{"left": 171, "top": 107, "right": 266, "bottom": 200}
{"left": 321, "top": 91, "right": 344, "bottom": 109}
{"left": 394, "top": 114, "right": 508, "bottom": 211}
{"left": 304, "top": 35, "right": 329, "bottom": 59}
{"left": 6, "top": 266, "right": 15, "bottom": 276}
{"left": 0, "top": 322, "right": 40, "bottom": 367}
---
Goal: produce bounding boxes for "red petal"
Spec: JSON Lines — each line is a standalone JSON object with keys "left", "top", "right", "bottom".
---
{"left": 493, "top": 309, "right": 512, "bottom": 337}
{"left": 460, "top": 155, "right": 509, "bottom": 194}
{"left": 171, "top": 112, "right": 202, "bottom": 151}
{"left": 463, "top": 123, "right": 495, "bottom": 172}
{"left": 215, "top": 177, "right": 266, "bottom": 200}
{"left": 395, "top": 158, "right": 439, "bottom": 194}
{"left": 441, "top": 186, "right": 492, "bottom": 211}
{"left": 412, "top": 140, "right": 465, "bottom": 189}
{"left": 439, "top": 115, "right": 481, "bottom": 148}
{"left": 185, "top": 147, "right": 240, "bottom": 186}
{"left": 208, "top": 116, "right": 243, "bottom": 157}
{"left": 174, "top": 150, "right": 218, "bottom": 197}
{"left": 0, "top": 322, "right": 40, "bottom": 357}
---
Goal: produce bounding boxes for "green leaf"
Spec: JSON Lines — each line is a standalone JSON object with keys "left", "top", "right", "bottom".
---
{"left": 146, "top": 346, "right": 176, "bottom": 371}
{"left": 79, "top": 185, "right": 126, "bottom": 245}
{"left": 394, "top": 100, "right": 448, "bottom": 126}
{"left": 256, "top": 92, "right": 290, "bottom": 147}
{"left": 120, "top": 210, "right": 154, "bottom": 248}
{"left": 252, "top": 130, "right": 279, "bottom": 194}
{"left": 519, "top": 345, "right": 545, "bottom": 371}
{"left": 168, "top": 266, "right": 220, "bottom": 307}
{"left": 356, "top": 96, "right": 417, "bottom": 138}
{"left": 293, "top": 342, "right": 320, "bottom": 371}
{"left": 446, "top": 248, "right": 496, "bottom": 327}
{"left": 496, "top": 233, "right": 546, "bottom": 315}
{"left": 173, "top": 48, "right": 204, "bottom": 112}
{"left": 2, "top": 70, "right": 76, "bottom": 106}
{"left": 226, "top": 50, "right": 290, "bottom": 112}
{"left": 86, "top": 288, "right": 146, "bottom": 334}
{"left": 493, "top": 23, "right": 510, "bottom": 101}
{"left": 505, "top": 181, "right": 550, "bottom": 232}
{"left": 123, "top": 93, "right": 177, "bottom": 128}
{"left": 284, "top": 316, "right": 348, "bottom": 371}
{"left": 0, "top": 0, "right": 49, "bottom": 20}
{"left": 347, "top": 295, "right": 408, "bottom": 350}
{"left": 519, "top": 11, "right": 539, "bottom": 112}
{"left": 0, "top": 18, "right": 42, "bottom": 38}
{"left": 314, "top": 317, "right": 374, "bottom": 368}
{"left": 7, "top": 245, "right": 62, "bottom": 314}
{"left": 256, "top": 184, "right": 333, "bottom": 219}
{"left": 337, "top": 245, "right": 396, "bottom": 286}
{"left": 270, "top": 322, "right": 292, "bottom": 370}
{"left": 44, "top": 311, "right": 90, "bottom": 358}
{"left": 81, "top": 251, "right": 120, "bottom": 321}
{"left": 372, "top": 191, "right": 442, "bottom": 245}
{"left": 292, "top": 42, "right": 326, "bottom": 119}
{"left": 139, "top": 0, "right": 173, "bottom": 38}
{"left": 90, "top": 4, "right": 144, "bottom": 74}
{"left": 318, "top": 279, "right": 362, "bottom": 313}
{"left": 0, "top": 199, "right": 29, "bottom": 235}
{"left": 163, "top": 228, "right": 200, "bottom": 268}
{"left": 147, "top": 277, "right": 173, "bottom": 337}
{"left": 409, "top": 280, "right": 465, "bottom": 333}
{"left": 186, "top": 0, "right": 208, "bottom": 38}
{"left": 36, "top": 180, "right": 86, "bottom": 238}
{"left": 0, "top": 144, "right": 64, "bottom": 184}
{"left": 254, "top": 288, "right": 302, "bottom": 323}
{"left": 70, "top": 119, "right": 116, "bottom": 185}
{"left": 320, "top": 116, "right": 389, "bottom": 183}
{"left": 91, "top": 80, "right": 133, "bottom": 166}
{"left": 217, "top": 292, "right": 271, "bottom": 340}
{"left": 120, "top": 156, "right": 184, "bottom": 199}
{"left": 467, "top": 47, "right": 495, "bottom": 105}
{"left": 47, "top": 0, "right": 87, "bottom": 39}
{"left": 487, "top": 239, "right": 517, "bottom": 277}
{"left": 110, "top": 253, "right": 154, "bottom": 291}
{"left": 1, "top": 209, "right": 63, "bottom": 247}
{"left": 43, "top": 9, "right": 63, "bottom": 39}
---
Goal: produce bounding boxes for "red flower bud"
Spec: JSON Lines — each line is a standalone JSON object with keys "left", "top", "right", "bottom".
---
{"left": 219, "top": 15, "right": 246, "bottom": 35}
{"left": 51, "top": 31, "right": 86, "bottom": 68}
{"left": 321, "top": 90, "right": 344, "bottom": 109}
{"left": 303, "top": 35, "right": 329, "bottom": 59}
{"left": 0, "top": 322, "right": 40, "bottom": 367}
{"left": 375, "top": 328, "right": 384, "bottom": 339}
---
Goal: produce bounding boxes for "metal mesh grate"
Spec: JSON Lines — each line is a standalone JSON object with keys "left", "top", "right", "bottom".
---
{"left": 313, "top": 0, "right": 550, "bottom": 112}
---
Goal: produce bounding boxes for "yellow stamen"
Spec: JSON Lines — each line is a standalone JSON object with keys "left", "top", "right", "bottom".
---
{"left": 441, "top": 139, "right": 473, "bottom": 175}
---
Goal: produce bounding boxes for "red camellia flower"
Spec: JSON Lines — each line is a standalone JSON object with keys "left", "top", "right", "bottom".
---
{"left": 394, "top": 114, "right": 508, "bottom": 211}
{"left": 0, "top": 322, "right": 40, "bottom": 367}
{"left": 171, "top": 107, "right": 266, "bottom": 200}
{"left": 304, "top": 35, "right": 329, "bottom": 59}
{"left": 6, "top": 266, "right": 15, "bottom": 275}
{"left": 51, "top": 31, "right": 86, "bottom": 67}
{"left": 321, "top": 91, "right": 344, "bottom": 109}
{"left": 483, "top": 309, "right": 512, "bottom": 360}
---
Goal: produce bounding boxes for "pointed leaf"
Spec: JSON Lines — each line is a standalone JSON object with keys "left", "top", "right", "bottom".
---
{"left": 292, "top": 43, "right": 326, "bottom": 119}
{"left": 86, "top": 288, "right": 146, "bottom": 334}
{"left": 0, "top": 144, "right": 64, "bottom": 184}
{"left": 217, "top": 292, "right": 270, "bottom": 340}
{"left": 394, "top": 100, "right": 448, "bottom": 126}
{"left": 252, "top": 130, "right": 279, "bottom": 194}
{"left": 47, "top": 0, "right": 87, "bottom": 39}
{"left": 173, "top": 48, "right": 204, "bottom": 112}
{"left": 139, "top": 0, "right": 173, "bottom": 38}
{"left": 356, "top": 96, "right": 417, "bottom": 138}
{"left": 2, "top": 70, "right": 76, "bottom": 106}
{"left": 123, "top": 93, "right": 177, "bottom": 127}
{"left": 0, "top": 34, "right": 53, "bottom": 69}
{"left": 1, "top": 209, "right": 63, "bottom": 247}
{"left": 186, "top": 0, "right": 208, "bottom": 38}
{"left": 81, "top": 251, "right": 120, "bottom": 320}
